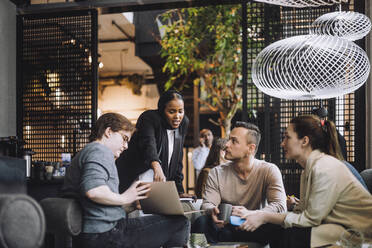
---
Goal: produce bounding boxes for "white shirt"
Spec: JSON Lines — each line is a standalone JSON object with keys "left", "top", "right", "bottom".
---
{"left": 192, "top": 146, "right": 210, "bottom": 171}
{"left": 138, "top": 129, "right": 175, "bottom": 182}
{"left": 166, "top": 129, "right": 175, "bottom": 167}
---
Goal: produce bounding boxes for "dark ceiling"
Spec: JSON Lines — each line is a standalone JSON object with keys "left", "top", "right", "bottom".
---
{"left": 14, "top": 0, "right": 244, "bottom": 15}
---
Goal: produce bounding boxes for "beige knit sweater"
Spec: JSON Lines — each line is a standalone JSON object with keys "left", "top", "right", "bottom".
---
{"left": 201, "top": 159, "right": 287, "bottom": 213}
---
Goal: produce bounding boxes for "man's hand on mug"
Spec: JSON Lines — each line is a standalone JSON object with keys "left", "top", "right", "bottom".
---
{"left": 232, "top": 206, "right": 252, "bottom": 218}
{"left": 210, "top": 207, "right": 225, "bottom": 228}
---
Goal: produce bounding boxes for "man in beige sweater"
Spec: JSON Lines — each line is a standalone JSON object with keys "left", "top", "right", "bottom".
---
{"left": 192, "top": 121, "right": 286, "bottom": 244}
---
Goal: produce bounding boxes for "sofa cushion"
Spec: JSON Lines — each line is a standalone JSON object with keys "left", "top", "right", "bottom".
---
{"left": 0, "top": 194, "right": 45, "bottom": 248}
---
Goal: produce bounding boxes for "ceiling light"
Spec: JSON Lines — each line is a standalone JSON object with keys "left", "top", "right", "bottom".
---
{"left": 254, "top": 0, "right": 347, "bottom": 8}
{"left": 310, "top": 11, "right": 371, "bottom": 41}
{"left": 252, "top": 35, "right": 370, "bottom": 100}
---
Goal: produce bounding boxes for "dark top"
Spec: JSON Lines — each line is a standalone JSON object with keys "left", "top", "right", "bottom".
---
{"left": 62, "top": 142, "right": 126, "bottom": 233}
{"left": 343, "top": 161, "right": 368, "bottom": 190}
{"left": 116, "top": 110, "right": 189, "bottom": 193}
{"left": 337, "top": 132, "right": 347, "bottom": 161}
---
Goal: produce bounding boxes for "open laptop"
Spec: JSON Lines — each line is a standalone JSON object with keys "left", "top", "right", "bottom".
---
{"left": 140, "top": 181, "right": 202, "bottom": 215}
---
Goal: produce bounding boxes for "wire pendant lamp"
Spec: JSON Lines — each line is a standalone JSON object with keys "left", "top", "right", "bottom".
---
{"left": 252, "top": 35, "right": 370, "bottom": 100}
{"left": 310, "top": 11, "right": 371, "bottom": 41}
{"left": 253, "top": 0, "right": 347, "bottom": 8}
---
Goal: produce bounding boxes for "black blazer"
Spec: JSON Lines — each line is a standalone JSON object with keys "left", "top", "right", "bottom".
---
{"left": 116, "top": 110, "right": 189, "bottom": 193}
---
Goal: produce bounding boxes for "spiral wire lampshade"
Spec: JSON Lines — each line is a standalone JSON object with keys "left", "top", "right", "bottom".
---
{"left": 252, "top": 35, "right": 370, "bottom": 100}
{"left": 253, "top": 0, "right": 347, "bottom": 8}
{"left": 310, "top": 11, "right": 372, "bottom": 41}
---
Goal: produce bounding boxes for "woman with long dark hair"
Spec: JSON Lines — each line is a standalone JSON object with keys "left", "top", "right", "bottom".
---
{"left": 195, "top": 137, "right": 227, "bottom": 198}
{"left": 116, "top": 90, "right": 191, "bottom": 197}
{"left": 232, "top": 115, "right": 372, "bottom": 247}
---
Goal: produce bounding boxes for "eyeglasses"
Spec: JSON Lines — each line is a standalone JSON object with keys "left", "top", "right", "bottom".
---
{"left": 118, "top": 131, "right": 130, "bottom": 143}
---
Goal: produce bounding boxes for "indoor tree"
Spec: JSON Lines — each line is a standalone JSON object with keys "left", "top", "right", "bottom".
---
{"left": 158, "top": 4, "right": 259, "bottom": 137}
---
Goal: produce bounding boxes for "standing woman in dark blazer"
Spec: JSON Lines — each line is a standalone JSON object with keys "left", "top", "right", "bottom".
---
{"left": 116, "top": 90, "right": 190, "bottom": 196}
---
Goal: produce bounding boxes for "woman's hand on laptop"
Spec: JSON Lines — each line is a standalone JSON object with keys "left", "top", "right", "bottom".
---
{"left": 121, "top": 181, "right": 151, "bottom": 204}
{"left": 151, "top": 161, "right": 166, "bottom": 182}
{"left": 134, "top": 200, "right": 142, "bottom": 210}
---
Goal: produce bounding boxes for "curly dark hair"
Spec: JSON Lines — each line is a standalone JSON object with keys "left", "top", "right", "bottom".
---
{"left": 157, "top": 90, "right": 183, "bottom": 114}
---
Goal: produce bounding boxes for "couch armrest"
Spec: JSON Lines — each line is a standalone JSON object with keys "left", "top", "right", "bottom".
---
{"left": 40, "top": 197, "right": 82, "bottom": 236}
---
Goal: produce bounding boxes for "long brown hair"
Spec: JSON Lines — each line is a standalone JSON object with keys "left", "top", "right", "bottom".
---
{"left": 204, "top": 138, "right": 228, "bottom": 169}
{"left": 290, "top": 115, "right": 344, "bottom": 160}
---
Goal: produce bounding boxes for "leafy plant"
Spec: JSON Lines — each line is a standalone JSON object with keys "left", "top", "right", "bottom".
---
{"left": 158, "top": 4, "right": 259, "bottom": 136}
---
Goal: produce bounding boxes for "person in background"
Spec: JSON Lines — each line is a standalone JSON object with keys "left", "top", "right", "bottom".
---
{"left": 62, "top": 113, "right": 190, "bottom": 248}
{"left": 116, "top": 90, "right": 193, "bottom": 197}
{"left": 311, "top": 106, "right": 368, "bottom": 190}
{"left": 312, "top": 106, "right": 347, "bottom": 159}
{"left": 234, "top": 115, "right": 372, "bottom": 248}
{"left": 192, "top": 122, "right": 286, "bottom": 244}
{"left": 195, "top": 137, "right": 228, "bottom": 199}
{"left": 192, "top": 129, "right": 214, "bottom": 179}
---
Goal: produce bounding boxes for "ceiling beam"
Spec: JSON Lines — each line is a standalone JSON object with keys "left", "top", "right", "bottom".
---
{"left": 111, "top": 20, "right": 135, "bottom": 42}
{"left": 17, "top": 0, "right": 243, "bottom": 15}
{"left": 99, "top": 38, "right": 132, "bottom": 43}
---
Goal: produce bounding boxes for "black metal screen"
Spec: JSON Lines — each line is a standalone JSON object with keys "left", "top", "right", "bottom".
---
{"left": 17, "top": 10, "right": 98, "bottom": 162}
{"left": 245, "top": 1, "right": 361, "bottom": 195}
